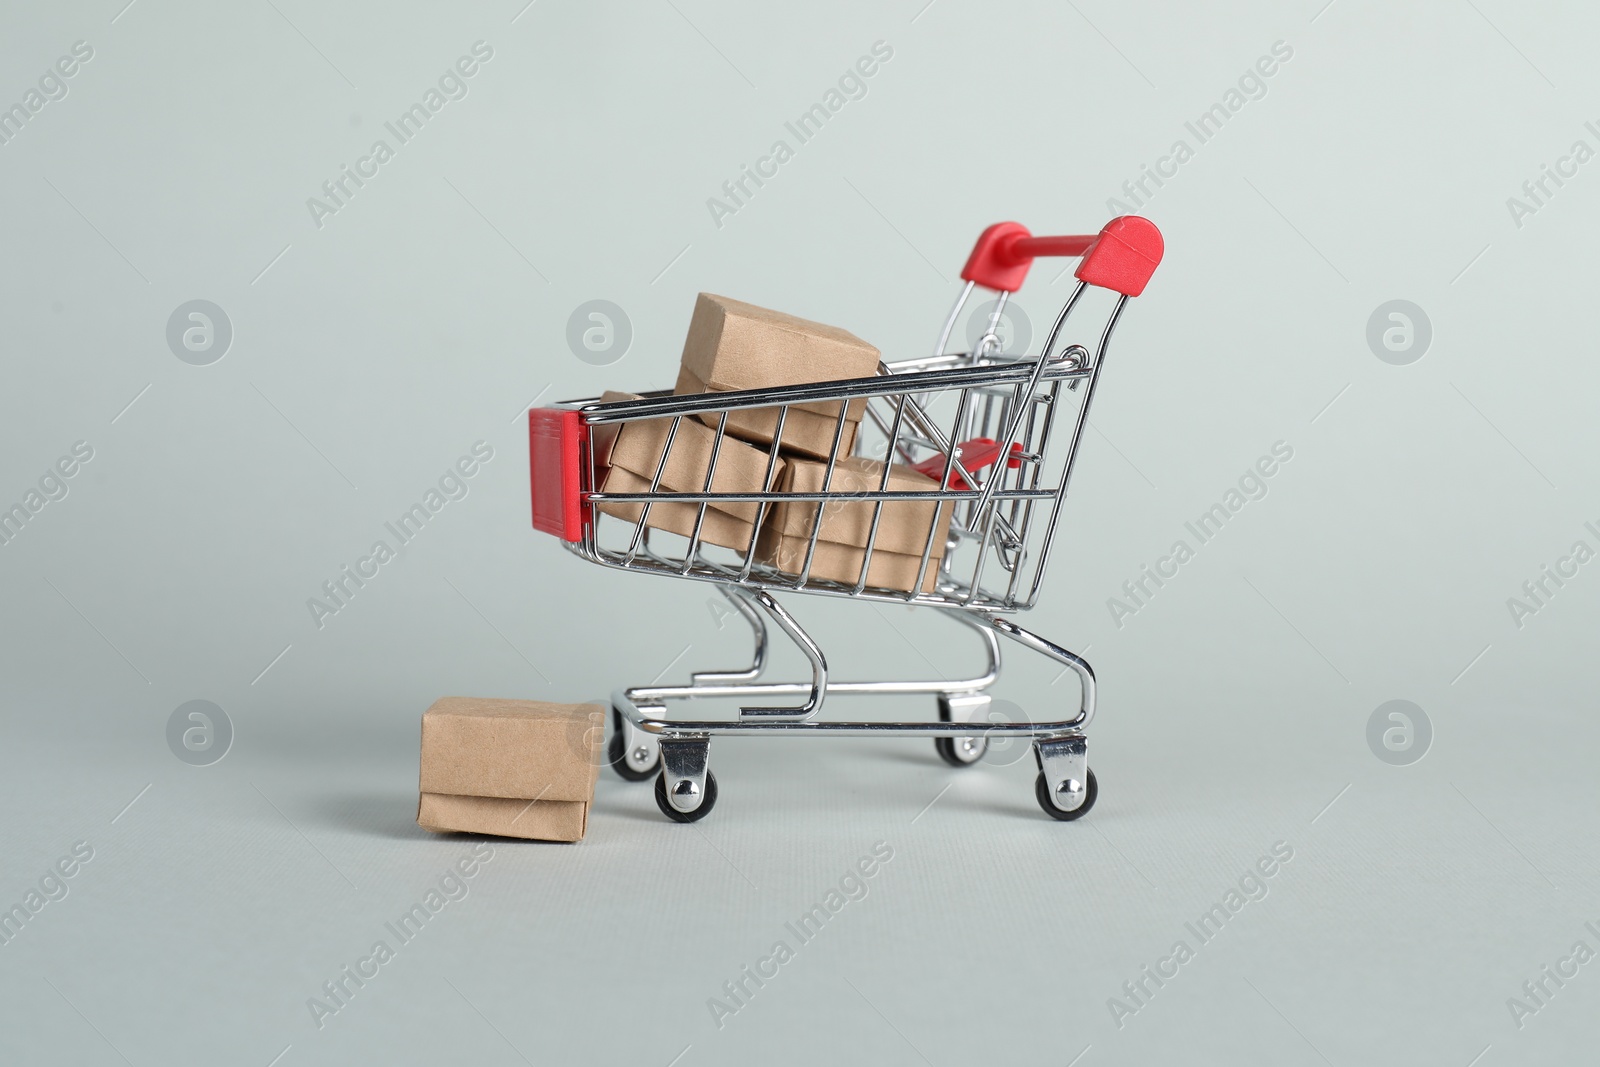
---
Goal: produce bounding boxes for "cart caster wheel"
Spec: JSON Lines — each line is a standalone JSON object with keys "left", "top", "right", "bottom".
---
{"left": 654, "top": 769, "right": 718, "bottom": 823}
{"left": 935, "top": 694, "right": 988, "bottom": 767}
{"left": 1034, "top": 767, "right": 1097, "bottom": 821}
{"left": 608, "top": 709, "right": 658, "bottom": 782}
{"left": 609, "top": 733, "right": 657, "bottom": 781}
{"left": 934, "top": 736, "right": 987, "bottom": 767}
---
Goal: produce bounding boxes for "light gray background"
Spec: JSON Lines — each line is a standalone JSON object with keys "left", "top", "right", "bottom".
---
{"left": 2, "top": 0, "right": 1596, "bottom": 1064}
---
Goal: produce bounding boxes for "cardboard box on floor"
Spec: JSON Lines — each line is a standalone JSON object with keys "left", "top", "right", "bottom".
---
{"left": 417, "top": 697, "right": 603, "bottom": 842}
{"left": 676, "top": 293, "right": 880, "bottom": 460}
{"left": 757, "top": 455, "right": 956, "bottom": 593}
{"left": 596, "top": 391, "right": 782, "bottom": 553}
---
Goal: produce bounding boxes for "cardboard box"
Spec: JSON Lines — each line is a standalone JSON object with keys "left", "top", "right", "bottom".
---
{"left": 417, "top": 793, "right": 589, "bottom": 842}
{"left": 676, "top": 293, "right": 879, "bottom": 459}
{"left": 588, "top": 389, "right": 637, "bottom": 470}
{"left": 597, "top": 393, "right": 782, "bottom": 553}
{"left": 417, "top": 697, "right": 603, "bottom": 842}
{"left": 675, "top": 366, "right": 859, "bottom": 463}
{"left": 756, "top": 456, "right": 955, "bottom": 593}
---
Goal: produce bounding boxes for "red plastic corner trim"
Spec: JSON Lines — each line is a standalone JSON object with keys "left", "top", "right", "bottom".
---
{"left": 529, "top": 407, "right": 588, "bottom": 542}
{"left": 1075, "top": 216, "right": 1164, "bottom": 297}
{"left": 960, "top": 222, "right": 1034, "bottom": 293}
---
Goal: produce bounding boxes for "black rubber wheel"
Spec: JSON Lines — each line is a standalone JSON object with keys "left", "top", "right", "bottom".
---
{"left": 608, "top": 712, "right": 657, "bottom": 782}
{"left": 934, "top": 736, "right": 985, "bottom": 767}
{"left": 1034, "top": 767, "right": 1097, "bottom": 821}
{"left": 934, "top": 696, "right": 987, "bottom": 767}
{"left": 654, "top": 769, "right": 719, "bottom": 823}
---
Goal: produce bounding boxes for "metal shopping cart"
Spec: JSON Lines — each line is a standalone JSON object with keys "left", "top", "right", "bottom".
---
{"left": 528, "top": 216, "right": 1163, "bottom": 822}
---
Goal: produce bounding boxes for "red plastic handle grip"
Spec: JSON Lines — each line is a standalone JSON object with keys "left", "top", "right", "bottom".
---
{"left": 1012, "top": 235, "right": 1096, "bottom": 259}
{"left": 960, "top": 216, "right": 1163, "bottom": 297}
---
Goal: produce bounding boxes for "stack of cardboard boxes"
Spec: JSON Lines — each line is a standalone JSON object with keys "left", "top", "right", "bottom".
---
{"left": 598, "top": 293, "right": 955, "bottom": 593}
{"left": 417, "top": 697, "right": 603, "bottom": 842}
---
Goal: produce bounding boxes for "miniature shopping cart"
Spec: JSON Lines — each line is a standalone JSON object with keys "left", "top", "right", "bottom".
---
{"left": 528, "top": 217, "right": 1163, "bottom": 822}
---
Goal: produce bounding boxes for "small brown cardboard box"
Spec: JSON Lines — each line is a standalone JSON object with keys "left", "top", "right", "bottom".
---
{"left": 675, "top": 366, "right": 859, "bottom": 464}
{"left": 417, "top": 697, "right": 603, "bottom": 842}
{"left": 757, "top": 456, "right": 956, "bottom": 593}
{"left": 676, "top": 293, "right": 879, "bottom": 459}
{"left": 597, "top": 392, "right": 782, "bottom": 553}
{"left": 588, "top": 389, "right": 637, "bottom": 470}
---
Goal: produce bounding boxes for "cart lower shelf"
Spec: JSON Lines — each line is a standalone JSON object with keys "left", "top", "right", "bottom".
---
{"left": 608, "top": 592, "right": 1099, "bottom": 823}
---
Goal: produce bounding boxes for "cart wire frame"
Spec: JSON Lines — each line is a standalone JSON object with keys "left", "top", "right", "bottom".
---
{"left": 528, "top": 216, "right": 1164, "bottom": 822}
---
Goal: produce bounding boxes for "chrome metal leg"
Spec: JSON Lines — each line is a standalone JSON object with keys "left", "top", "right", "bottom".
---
{"left": 659, "top": 737, "right": 711, "bottom": 814}
{"left": 623, "top": 605, "right": 999, "bottom": 714}
{"left": 738, "top": 591, "right": 828, "bottom": 719}
{"left": 936, "top": 606, "right": 1003, "bottom": 696}
{"left": 975, "top": 611, "right": 1099, "bottom": 819}
{"left": 692, "top": 585, "right": 769, "bottom": 685}
{"left": 1035, "top": 733, "right": 1089, "bottom": 813}
{"left": 973, "top": 611, "right": 1094, "bottom": 729}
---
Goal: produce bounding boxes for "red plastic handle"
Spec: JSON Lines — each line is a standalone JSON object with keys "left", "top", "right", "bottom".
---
{"left": 960, "top": 216, "right": 1163, "bottom": 297}
{"left": 1012, "top": 235, "right": 1096, "bottom": 259}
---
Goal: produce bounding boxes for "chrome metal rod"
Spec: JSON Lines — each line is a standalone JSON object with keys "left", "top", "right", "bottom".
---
{"left": 569, "top": 539, "right": 1001, "bottom": 609}
{"left": 973, "top": 290, "right": 1009, "bottom": 361}
{"left": 853, "top": 393, "right": 910, "bottom": 595}
{"left": 738, "top": 591, "right": 828, "bottom": 718}
{"left": 968, "top": 282, "right": 1086, "bottom": 523}
{"left": 691, "top": 586, "right": 768, "bottom": 685}
{"left": 974, "top": 611, "right": 1095, "bottom": 729}
{"left": 591, "top": 488, "right": 1059, "bottom": 504}
{"left": 1025, "top": 294, "right": 1129, "bottom": 606}
{"left": 932, "top": 279, "right": 976, "bottom": 357}
{"left": 622, "top": 601, "right": 1001, "bottom": 708}
{"left": 574, "top": 362, "right": 1090, "bottom": 422}
{"left": 863, "top": 394, "right": 923, "bottom": 468}
{"left": 737, "top": 405, "right": 788, "bottom": 583}
{"left": 619, "top": 612, "right": 1086, "bottom": 739}
{"left": 631, "top": 678, "right": 975, "bottom": 702}
{"left": 885, "top": 352, "right": 1041, "bottom": 373}
{"left": 624, "top": 414, "right": 682, "bottom": 565}
{"left": 612, "top": 708, "right": 1083, "bottom": 738}
{"left": 937, "top": 605, "right": 1004, "bottom": 690}
{"left": 681, "top": 409, "right": 730, "bottom": 573}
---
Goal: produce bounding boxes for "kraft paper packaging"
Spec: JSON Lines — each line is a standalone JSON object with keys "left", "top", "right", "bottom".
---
{"left": 674, "top": 293, "right": 879, "bottom": 460}
{"left": 417, "top": 697, "right": 603, "bottom": 842}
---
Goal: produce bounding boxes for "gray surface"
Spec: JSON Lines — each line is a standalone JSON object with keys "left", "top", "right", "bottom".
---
{"left": 1, "top": 1, "right": 1597, "bottom": 1064}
